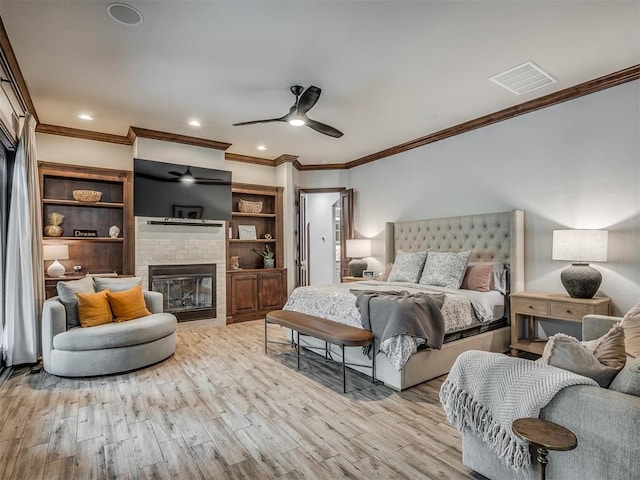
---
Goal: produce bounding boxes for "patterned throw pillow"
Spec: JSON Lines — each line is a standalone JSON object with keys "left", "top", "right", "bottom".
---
{"left": 386, "top": 250, "right": 428, "bottom": 283}
{"left": 621, "top": 301, "right": 640, "bottom": 358}
{"left": 56, "top": 276, "right": 96, "bottom": 328}
{"left": 419, "top": 251, "right": 472, "bottom": 289}
{"left": 540, "top": 325, "right": 627, "bottom": 387}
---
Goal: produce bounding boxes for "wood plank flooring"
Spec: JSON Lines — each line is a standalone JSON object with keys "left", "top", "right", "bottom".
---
{"left": 0, "top": 320, "right": 477, "bottom": 479}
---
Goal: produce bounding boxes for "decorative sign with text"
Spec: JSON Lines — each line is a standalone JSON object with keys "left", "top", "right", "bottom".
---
{"left": 73, "top": 229, "right": 97, "bottom": 237}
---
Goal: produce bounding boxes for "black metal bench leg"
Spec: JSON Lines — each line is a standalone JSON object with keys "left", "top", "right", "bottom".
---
{"left": 296, "top": 331, "right": 300, "bottom": 370}
{"left": 264, "top": 317, "right": 268, "bottom": 354}
{"left": 342, "top": 344, "right": 346, "bottom": 393}
{"left": 371, "top": 338, "right": 376, "bottom": 384}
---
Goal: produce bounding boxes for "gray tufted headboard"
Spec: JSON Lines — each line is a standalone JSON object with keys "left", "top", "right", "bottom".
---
{"left": 384, "top": 210, "right": 524, "bottom": 293}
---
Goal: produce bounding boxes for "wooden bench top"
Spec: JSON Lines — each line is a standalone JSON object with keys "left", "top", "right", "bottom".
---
{"left": 266, "top": 310, "right": 373, "bottom": 347}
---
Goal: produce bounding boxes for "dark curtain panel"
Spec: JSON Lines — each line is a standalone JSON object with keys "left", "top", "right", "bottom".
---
{"left": 0, "top": 145, "right": 10, "bottom": 371}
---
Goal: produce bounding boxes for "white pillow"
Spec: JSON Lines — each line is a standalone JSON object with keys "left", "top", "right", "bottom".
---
{"left": 386, "top": 250, "right": 428, "bottom": 283}
{"left": 94, "top": 276, "right": 143, "bottom": 293}
{"left": 419, "top": 251, "right": 471, "bottom": 289}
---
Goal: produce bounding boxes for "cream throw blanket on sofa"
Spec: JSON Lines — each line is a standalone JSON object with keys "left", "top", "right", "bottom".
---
{"left": 439, "top": 350, "right": 598, "bottom": 470}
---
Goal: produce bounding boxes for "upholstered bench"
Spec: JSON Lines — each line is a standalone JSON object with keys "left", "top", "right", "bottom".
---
{"left": 265, "top": 309, "right": 375, "bottom": 392}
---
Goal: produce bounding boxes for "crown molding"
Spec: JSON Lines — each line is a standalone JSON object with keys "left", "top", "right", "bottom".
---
{"left": 225, "top": 152, "right": 275, "bottom": 167}
{"left": 345, "top": 64, "right": 640, "bottom": 169}
{"left": 129, "top": 126, "right": 231, "bottom": 151}
{"left": 36, "top": 123, "right": 132, "bottom": 145}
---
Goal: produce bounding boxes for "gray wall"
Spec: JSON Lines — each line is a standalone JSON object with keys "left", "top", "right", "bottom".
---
{"left": 344, "top": 80, "right": 639, "bottom": 316}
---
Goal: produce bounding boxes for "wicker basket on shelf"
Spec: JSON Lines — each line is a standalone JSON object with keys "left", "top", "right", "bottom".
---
{"left": 238, "top": 199, "right": 263, "bottom": 214}
{"left": 73, "top": 190, "right": 102, "bottom": 202}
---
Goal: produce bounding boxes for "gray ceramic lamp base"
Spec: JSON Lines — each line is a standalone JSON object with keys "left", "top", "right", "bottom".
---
{"left": 348, "top": 258, "right": 367, "bottom": 277}
{"left": 560, "top": 263, "right": 602, "bottom": 298}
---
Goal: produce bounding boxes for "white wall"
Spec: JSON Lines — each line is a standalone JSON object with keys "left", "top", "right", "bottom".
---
{"left": 135, "top": 137, "right": 225, "bottom": 169}
{"left": 226, "top": 160, "right": 278, "bottom": 185}
{"left": 347, "top": 81, "right": 640, "bottom": 316}
{"left": 306, "top": 192, "right": 341, "bottom": 285}
{"left": 36, "top": 133, "right": 133, "bottom": 170}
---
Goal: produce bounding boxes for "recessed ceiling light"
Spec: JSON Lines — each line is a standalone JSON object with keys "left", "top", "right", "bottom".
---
{"left": 257, "top": 145, "right": 267, "bottom": 151}
{"left": 188, "top": 120, "right": 201, "bottom": 127}
{"left": 78, "top": 114, "right": 93, "bottom": 121}
{"left": 107, "top": 3, "right": 143, "bottom": 26}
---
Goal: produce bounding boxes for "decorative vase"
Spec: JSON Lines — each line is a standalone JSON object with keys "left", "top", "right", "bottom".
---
{"left": 264, "top": 258, "right": 275, "bottom": 269}
{"left": 44, "top": 224, "right": 63, "bottom": 237}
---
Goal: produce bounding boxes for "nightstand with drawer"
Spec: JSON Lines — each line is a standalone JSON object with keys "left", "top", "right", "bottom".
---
{"left": 509, "top": 291, "right": 610, "bottom": 356}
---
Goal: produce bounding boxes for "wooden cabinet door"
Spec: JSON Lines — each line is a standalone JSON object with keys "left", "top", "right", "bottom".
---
{"left": 230, "top": 274, "right": 258, "bottom": 315}
{"left": 258, "top": 271, "right": 285, "bottom": 311}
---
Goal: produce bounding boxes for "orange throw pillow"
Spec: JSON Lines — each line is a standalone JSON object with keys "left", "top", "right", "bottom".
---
{"left": 77, "top": 290, "right": 113, "bottom": 327}
{"left": 106, "top": 285, "right": 151, "bottom": 322}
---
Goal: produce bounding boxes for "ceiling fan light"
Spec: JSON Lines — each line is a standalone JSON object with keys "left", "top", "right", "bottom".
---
{"left": 180, "top": 170, "right": 196, "bottom": 184}
{"left": 289, "top": 118, "right": 305, "bottom": 127}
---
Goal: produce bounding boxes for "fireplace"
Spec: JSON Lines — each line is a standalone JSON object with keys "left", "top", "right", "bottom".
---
{"left": 149, "top": 264, "right": 216, "bottom": 322}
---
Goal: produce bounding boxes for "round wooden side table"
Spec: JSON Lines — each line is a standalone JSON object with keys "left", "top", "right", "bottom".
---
{"left": 512, "top": 418, "right": 577, "bottom": 480}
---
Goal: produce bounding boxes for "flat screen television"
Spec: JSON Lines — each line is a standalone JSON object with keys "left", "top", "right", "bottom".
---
{"left": 133, "top": 158, "right": 232, "bottom": 221}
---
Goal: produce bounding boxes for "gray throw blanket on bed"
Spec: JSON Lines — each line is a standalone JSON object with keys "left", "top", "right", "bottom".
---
{"left": 352, "top": 290, "right": 445, "bottom": 359}
{"left": 439, "top": 350, "right": 598, "bottom": 471}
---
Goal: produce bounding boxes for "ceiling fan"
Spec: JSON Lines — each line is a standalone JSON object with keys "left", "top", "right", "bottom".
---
{"left": 233, "top": 85, "right": 343, "bottom": 138}
{"left": 166, "top": 167, "right": 228, "bottom": 185}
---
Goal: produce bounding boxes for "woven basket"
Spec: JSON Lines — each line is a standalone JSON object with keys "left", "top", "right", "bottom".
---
{"left": 73, "top": 190, "right": 102, "bottom": 203}
{"left": 238, "top": 199, "right": 263, "bottom": 214}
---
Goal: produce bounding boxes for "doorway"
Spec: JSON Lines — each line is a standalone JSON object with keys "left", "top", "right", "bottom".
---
{"left": 297, "top": 188, "right": 353, "bottom": 287}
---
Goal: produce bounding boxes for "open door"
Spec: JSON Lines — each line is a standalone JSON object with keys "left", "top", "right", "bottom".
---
{"left": 297, "top": 190, "right": 310, "bottom": 287}
{"left": 339, "top": 189, "right": 354, "bottom": 281}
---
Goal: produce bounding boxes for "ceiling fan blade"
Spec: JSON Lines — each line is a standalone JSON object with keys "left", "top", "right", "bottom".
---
{"left": 305, "top": 118, "right": 343, "bottom": 138}
{"left": 168, "top": 171, "right": 182, "bottom": 176}
{"left": 233, "top": 116, "right": 286, "bottom": 126}
{"left": 296, "top": 86, "right": 321, "bottom": 115}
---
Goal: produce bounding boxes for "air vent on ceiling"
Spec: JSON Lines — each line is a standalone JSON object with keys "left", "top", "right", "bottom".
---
{"left": 490, "top": 61, "right": 557, "bottom": 95}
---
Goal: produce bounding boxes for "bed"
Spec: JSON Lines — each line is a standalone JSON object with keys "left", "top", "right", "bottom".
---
{"left": 284, "top": 210, "right": 524, "bottom": 390}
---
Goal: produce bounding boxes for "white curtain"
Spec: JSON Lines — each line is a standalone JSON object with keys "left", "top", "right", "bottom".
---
{"left": 3, "top": 115, "right": 42, "bottom": 365}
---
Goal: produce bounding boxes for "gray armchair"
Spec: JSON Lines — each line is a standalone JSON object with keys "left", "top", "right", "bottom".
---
{"left": 462, "top": 314, "right": 640, "bottom": 480}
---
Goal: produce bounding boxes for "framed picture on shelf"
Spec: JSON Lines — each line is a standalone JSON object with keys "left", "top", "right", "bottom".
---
{"left": 238, "top": 225, "right": 257, "bottom": 240}
{"left": 173, "top": 205, "right": 203, "bottom": 219}
{"left": 363, "top": 270, "right": 375, "bottom": 278}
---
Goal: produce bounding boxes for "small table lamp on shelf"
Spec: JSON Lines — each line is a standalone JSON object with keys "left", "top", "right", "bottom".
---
{"left": 346, "top": 238, "right": 371, "bottom": 277}
{"left": 43, "top": 244, "right": 69, "bottom": 278}
{"left": 552, "top": 229, "right": 608, "bottom": 298}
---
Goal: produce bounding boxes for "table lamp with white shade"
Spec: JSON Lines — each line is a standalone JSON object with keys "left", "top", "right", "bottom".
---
{"left": 346, "top": 238, "right": 371, "bottom": 277}
{"left": 43, "top": 244, "right": 69, "bottom": 277}
{"left": 552, "top": 229, "right": 608, "bottom": 298}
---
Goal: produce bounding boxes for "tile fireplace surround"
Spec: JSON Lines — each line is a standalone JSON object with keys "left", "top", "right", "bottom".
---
{"left": 135, "top": 218, "right": 226, "bottom": 325}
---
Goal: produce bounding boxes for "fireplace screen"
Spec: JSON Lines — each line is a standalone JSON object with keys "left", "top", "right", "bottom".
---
{"left": 149, "top": 264, "right": 216, "bottom": 322}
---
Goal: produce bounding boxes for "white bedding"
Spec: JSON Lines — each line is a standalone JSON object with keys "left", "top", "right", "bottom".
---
{"left": 283, "top": 280, "right": 505, "bottom": 370}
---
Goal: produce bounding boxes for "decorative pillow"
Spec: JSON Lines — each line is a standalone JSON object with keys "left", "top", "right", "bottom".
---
{"left": 621, "top": 301, "right": 640, "bottom": 358}
{"left": 56, "top": 276, "right": 96, "bottom": 328}
{"left": 460, "top": 264, "right": 493, "bottom": 292}
{"left": 386, "top": 250, "right": 428, "bottom": 283}
{"left": 540, "top": 326, "right": 626, "bottom": 387}
{"left": 382, "top": 263, "right": 394, "bottom": 282}
{"left": 106, "top": 285, "right": 151, "bottom": 323}
{"left": 608, "top": 357, "right": 640, "bottom": 397}
{"left": 94, "top": 276, "right": 143, "bottom": 293}
{"left": 77, "top": 290, "right": 113, "bottom": 328}
{"left": 419, "top": 250, "right": 471, "bottom": 289}
{"left": 467, "top": 261, "right": 508, "bottom": 294}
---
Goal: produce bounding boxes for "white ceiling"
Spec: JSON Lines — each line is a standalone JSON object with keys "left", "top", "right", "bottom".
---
{"left": 1, "top": 1, "right": 638, "bottom": 165}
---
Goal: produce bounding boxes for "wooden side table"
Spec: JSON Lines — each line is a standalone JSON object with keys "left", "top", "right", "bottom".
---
{"left": 509, "top": 291, "right": 610, "bottom": 356}
{"left": 512, "top": 418, "right": 577, "bottom": 480}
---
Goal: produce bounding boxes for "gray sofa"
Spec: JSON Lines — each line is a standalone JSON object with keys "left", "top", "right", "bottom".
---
{"left": 462, "top": 315, "right": 640, "bottom": 480}
{"left": 42, "top": 290, "right": 177, "bottom": 377}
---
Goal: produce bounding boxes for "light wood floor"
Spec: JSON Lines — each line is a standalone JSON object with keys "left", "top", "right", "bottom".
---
{"left": 0, "top": 320, "right": 477, "bottom": 480}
